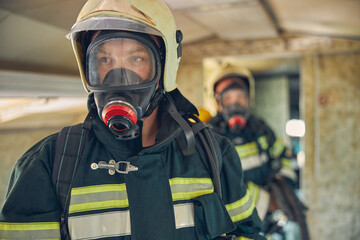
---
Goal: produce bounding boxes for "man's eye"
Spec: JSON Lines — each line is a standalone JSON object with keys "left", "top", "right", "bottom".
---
{"left": 132, "top": 56, "right": 143, "bottom": 62}
{"left": 99, "top": 57, "right": 111, "bottom": 63}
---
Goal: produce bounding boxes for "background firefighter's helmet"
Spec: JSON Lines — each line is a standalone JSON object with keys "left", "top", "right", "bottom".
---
{"left": 67, "top": 0, "right": 182, "bottom": 92}
{"left": 212, "top": 67, "right": 255, "bottom": 109}
{"left": 211, "top": 66, "right": 255, "bottom": 131}
{"left": 196, "top": 107, "right": 212, "bottom": 123}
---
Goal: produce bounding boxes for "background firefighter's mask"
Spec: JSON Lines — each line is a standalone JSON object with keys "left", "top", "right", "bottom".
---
{"left": 86, "top": 31, "right": 163, "bottom": 140}
{"left": 219, "top": 84, "right": 250, "bottom": 131}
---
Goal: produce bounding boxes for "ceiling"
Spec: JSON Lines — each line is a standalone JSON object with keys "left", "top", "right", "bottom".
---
{"left": 0, "top": 0, "right": 360, "bottom": 126}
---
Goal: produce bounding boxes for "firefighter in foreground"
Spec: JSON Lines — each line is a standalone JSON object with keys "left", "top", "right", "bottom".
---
{"left": 0, "top": 0, "right": 265, "bottom": 239}
{"left": 208, "top": 69, "right": 309, "bottom": 240}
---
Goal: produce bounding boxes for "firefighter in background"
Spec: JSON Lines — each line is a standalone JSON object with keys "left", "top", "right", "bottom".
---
{"left": 208, "top": 68, "right": 309, "bottom": 240}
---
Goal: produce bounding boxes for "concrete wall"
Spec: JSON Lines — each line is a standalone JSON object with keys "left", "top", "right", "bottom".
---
{"left": 176, "top": 62, "right": 204, "bottom": 108}
{"left": 254, "top": 76, "right": 290, "bottom": 144}
{"left": 301, "top": 51, "right": 360, "bottom": 239}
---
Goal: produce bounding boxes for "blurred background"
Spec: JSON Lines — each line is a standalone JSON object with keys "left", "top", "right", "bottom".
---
{"left": 0, "top": 0, "right": 359, "bottom": 239}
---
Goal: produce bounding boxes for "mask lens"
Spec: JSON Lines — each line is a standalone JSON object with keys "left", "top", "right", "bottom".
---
{"left": 87, "top": 37, "right": 157, "bottom": 88}
{"left": 220, "top": 88, "right": 248, "bottom": 108}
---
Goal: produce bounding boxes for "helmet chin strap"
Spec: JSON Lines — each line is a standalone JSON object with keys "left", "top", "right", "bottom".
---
{"left": 142, "top": 88, "right": 165, "bottom": 118}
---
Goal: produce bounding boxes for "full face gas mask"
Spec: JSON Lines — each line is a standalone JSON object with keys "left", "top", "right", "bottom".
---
{"left": 218, "top": 84, "right": 250, "bottom": 132}
{"left": 86, "top": 31, "right": 163, "bottom": 140}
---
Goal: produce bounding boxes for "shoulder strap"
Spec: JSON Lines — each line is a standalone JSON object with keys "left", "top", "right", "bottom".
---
{"left": 52, "top": 108, "right": 96, "bottom": 239}
{"left": 191, "top": 118, "right": 223, "bottom": 197}
{"left": 192, "top": 119, "right": 239, "bottom": 240}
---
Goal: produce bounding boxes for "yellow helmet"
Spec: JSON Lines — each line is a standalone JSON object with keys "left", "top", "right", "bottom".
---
{"left": 196, "top": 107, "right": 212, "bottom": 123}
{"left": 67, "top": 0, "right": 182, "bottom": 92}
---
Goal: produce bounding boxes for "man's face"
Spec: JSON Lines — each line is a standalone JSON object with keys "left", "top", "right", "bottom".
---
{"left": 96, "top": 39, "right": 153, "bottom": 83}
{"left": 220, "top": 88, "right": 249, "bottom": 109}
{"left": 215, "top": 78, "right": 249, "bottom": 112}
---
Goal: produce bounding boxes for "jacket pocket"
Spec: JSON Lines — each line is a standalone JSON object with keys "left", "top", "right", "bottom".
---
{"left": 193, "top": 193, "right": 236, "bottom": 240}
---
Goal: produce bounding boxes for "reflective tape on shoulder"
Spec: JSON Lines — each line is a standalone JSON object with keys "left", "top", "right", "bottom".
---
{"left": 68, "top": 203, "right": 195, "bottom": 239}
{"left": 0, "top": 222, "right": 60, "bottom": 239}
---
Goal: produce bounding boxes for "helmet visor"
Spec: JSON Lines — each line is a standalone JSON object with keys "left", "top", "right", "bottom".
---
{"left": 86, "top": 32, "right": 160, "bottom": 91}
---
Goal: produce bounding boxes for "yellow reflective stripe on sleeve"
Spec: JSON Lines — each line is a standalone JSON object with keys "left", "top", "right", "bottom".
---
{"left": 257, "top": 136, "right": 268, "bottom": 150}
{"left": 281, "top": 158, "right": 292, "bottom": 169}
{"left": 0, "top": 222, "right": 59, "bottom": 231}
{"left": 170, "top": 178, "right": 214, "bottom": 201}
{"left": 270, "top": 139, "right": 285, "bottom": 158}
{"left": 69, "top": 184, "right": 129, "bottom": 214}
{"left": 247, "top": 181, "right": 260, "bottom": 204}
{"left": 235, "top": 143, "right": 258, "bottom": 158}
{"left": 280, "top": 158, "right": 297, "bottom": 181}
{"left": 0, "top": 222, "right": 60, "bottom": 239}
{"left": 225, "top": 189, "right": 256, "bottom": 222}
{"left": 237, "top": 237, "right": 254, "bottom": 240}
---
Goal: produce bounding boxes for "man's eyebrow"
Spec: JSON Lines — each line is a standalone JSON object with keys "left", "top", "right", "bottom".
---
{"left": 128, "top": 46, "right": 147, "bottom": 55}
{"left": 97, "top": 47, "right": 107, "bottom": 54}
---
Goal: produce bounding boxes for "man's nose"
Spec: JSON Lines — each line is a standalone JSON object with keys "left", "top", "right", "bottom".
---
{"left": 111, "top": 57, "right": 128, "bottom": 69}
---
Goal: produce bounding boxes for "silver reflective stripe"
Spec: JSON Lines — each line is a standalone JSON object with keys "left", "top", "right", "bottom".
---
{"left": 279, "top": 167, "right": 297, "bottom": 181}
{"left": 174, "top": 203, "right": 195, "bottom": 228}
{"left": 68, "top": 203, "right": 195, "bottom": 239}
{"left": 70, "top": 191, "right": 128, "bottom": 205}
{"left": 241, "top": 152, "right": 268, "bottom": 171}
{"left": 0, "top": 229, "right": 60, "bottom": 239}
{"left": 256, "top": 188, "right": 270, "bottom": 221}
{"left": 68, "top": 211, "right": 131, "bottom": 240}
{"left": 225, "top": 189, "right": 256, "bottom": 222}
{"left": 169, "top": 178, "right": 214, "bottom": 201}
